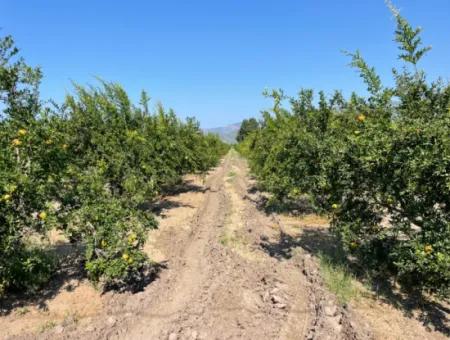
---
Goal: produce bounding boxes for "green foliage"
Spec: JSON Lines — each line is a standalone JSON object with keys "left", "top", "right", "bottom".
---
{"left": 241, "top": 6, "right": 450, "bottom": 297}
{"left": 0, "top": 35, "right": 228, "bottom": 296}
{"left": 80, "top": 199, "right": 156, "bottom": 289}
{"left": 57, "top": 84, "right": 227, "bottom": 289}
{"left": 0, "top": 34, "right": 57, "bottom": 296}
{"left": 387, "top": 0, "right": 431, "bottom": 66}
{"left": 346, "top": 50, "right": 382, "bottom": 97}
{"left": 1, "top": 247, "right": 56, "bottom": 296}
{"left": 236, "top": 118, "right": 259, "bottom": 142}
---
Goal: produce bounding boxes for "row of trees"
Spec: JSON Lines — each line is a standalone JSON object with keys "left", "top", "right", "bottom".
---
{"left": 238, "top": 7, "right": 449, "bottom": 296}
{"left": 0, "top": 36, "right": 228, "bottom": 296}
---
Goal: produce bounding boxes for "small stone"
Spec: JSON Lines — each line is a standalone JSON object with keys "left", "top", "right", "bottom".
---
{"left": 191, "top": 330, "right": 198, "bottom": 339}
{"left": 306, "top": 331, "right": 315, "bottom": 340}
{"left": 274, "top": 303, "right": 287, "bottom": 309}
{"left": 270, "top": 287, "right": 279, "bottom": 294}
{"left": 324, "top": 305, "right": 338, "bottom": 317}
{"left": 168, "top": 333, "right": 178, "bottom": 340}
{"left": 328, "top": 317, "right": 343, "bottom": 333}
{"left": 271, "top": 295, "right": 284, "bottom": 304}
{"left": 107, "top": 316, "right": 117, "bottom": 326}
{"left": 425, "top": 324, "right": 435, "bottom": 332}
{"left": 54, "top": 325, "right": 64, "bottom": 334}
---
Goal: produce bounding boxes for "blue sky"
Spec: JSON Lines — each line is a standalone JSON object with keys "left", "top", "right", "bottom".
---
{"left": 3, "top": 1, "right": 450, "bottom": 128}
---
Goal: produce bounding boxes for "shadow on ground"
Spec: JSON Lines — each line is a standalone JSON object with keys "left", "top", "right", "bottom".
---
{"left": 250, "top": 184, "right": 450, "bottom": 337}
{"left": 0, "top": 244, "right": 85, "bottom": 316}
{"left": 1, "top": 242, "right": 167, "bottom": 318}
{"left": 140, "top": 179, "right": 211, "bottom": 217}
{"left": 103, "top": 261, "right": 167, "bottom": 295}
{"left": 163, "top": 179, "right": 209, "bottom": 195}
{"left": 143, "top": 199, "right": 195, "bottom": 217}
{"left": 246, "top": 185, "right": 316, "bottom": 216}
{"left": 260, "top": 226, "right": 450, "bottom": 336}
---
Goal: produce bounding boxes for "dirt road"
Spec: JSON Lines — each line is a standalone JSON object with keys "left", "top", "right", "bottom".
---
{"left": 57, "top": 150, "right": 365, "bottom": 340}
{"left": 9, "top": 150, "right": 445, "bottom": 339}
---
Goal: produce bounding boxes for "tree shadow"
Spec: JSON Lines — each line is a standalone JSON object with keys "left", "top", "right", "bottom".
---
{"left": 260, "top": 228, "right": 338, "bottom": 261}
{"left": 247, "top": 184, "right": 259, "bottom": 195}
{"left": 260, "top": 227, "right": 450, "bottom": 336}
{"left": 246, "top": 187, "right": 316, "bottom": 216}
{"left": 102, "top": 261, "right": 167, "bottom": 294}
{"left": 139, "top": 178, "right": 210, "bottom": 217}
{"left": 0, "top": 244, "right": 168, "bottom": 317}
{"left": 0, "top": 243, "right": 86, "bottom": 316}
{"left": 373, "top": 280, "right": 450, "bottom": 335}
{"left": 140, "top": 199, "right": 195, "bottom": 217}
{"left": 162, "top": 179, "right": 209, "bottom": 195}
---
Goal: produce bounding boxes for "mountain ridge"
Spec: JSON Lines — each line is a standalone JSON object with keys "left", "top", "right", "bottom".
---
{"left": 204, "top": 122, "right": 241, "bottom": 143}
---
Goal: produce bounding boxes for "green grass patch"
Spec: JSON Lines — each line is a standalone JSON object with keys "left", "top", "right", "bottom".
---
{"left": 219, "top": 231, "right": 237, "bottom": 246}
{"left": 319, "top": 254, "right": 358, "bottom": 304}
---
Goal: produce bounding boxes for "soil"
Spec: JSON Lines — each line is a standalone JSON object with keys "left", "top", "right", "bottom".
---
{"left": 0, "top": 150, "right": 447, "bottom": 339}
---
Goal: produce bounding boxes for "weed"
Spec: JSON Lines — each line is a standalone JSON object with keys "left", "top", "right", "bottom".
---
{"left": 15, "top": 307, "right": 30, "bottom": 316}
{"left": 319, "top": 254, "right": 358, "bottom": 304}
{"left": 38, "top": 320, "right": 57, "bottom": 333}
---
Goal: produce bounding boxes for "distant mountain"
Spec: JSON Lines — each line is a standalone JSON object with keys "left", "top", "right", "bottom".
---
{"left": 204, "top": 122, "right": 241, "bottom": 144}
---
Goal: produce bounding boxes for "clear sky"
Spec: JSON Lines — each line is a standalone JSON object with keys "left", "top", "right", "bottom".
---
{"left": 3, "top": 1, "right": 450, "bottom": 128}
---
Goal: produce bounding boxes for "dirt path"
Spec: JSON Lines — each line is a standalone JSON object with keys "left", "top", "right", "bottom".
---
{"left": 85, "top": 150, "right": 368, "bottom": 340}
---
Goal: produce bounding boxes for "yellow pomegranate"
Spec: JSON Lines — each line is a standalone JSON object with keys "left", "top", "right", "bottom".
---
{"left": 356, "top": 114, "right": 366, "bottom": 122}
{"left": 18, "top": 128, "right": 27, "bottom": 136}
{"left": 1, "top": 194, "right": 11, "bottom": 202}
{"left": 11, "top": 139, "right": 22, "bottom": 147}
{"left": 122, "top": 253, "right": 129, "bottom": 261}
{"left": 331, "top": 203, "right": 339, "bottom": 210}
{"left": 38, "top": 211, "right": 47, "bottom": 220}
{"left": 424, "top": 244, "right": 433, "bottom": 254}
{"left": 128, "top": 233, "right": 137, "bottom": 244}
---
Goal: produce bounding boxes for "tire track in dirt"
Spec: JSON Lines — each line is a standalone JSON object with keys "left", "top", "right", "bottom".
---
{"left": 120, "top": 151, "right": 310, "bottom": 339}
{"left": 226, "top": 151, "right": 372, "bottom": 340}
{"left": 112, "top": 151, "right": 314, "bottom": 340}
{"left": 121, "top": 155, "right": 230, "bottom": 339}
